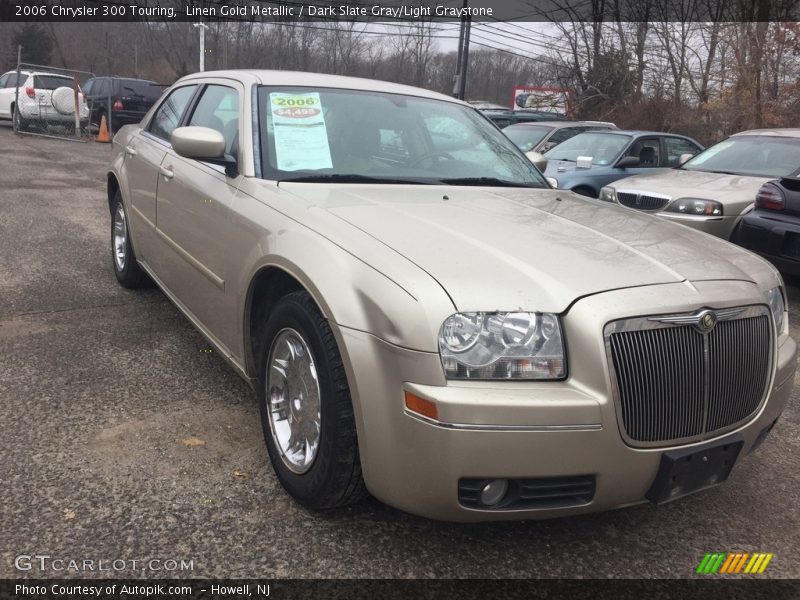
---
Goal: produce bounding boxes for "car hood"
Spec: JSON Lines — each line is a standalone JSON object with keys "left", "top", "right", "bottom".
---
{"left": 279, "top": 184, "right": 773, "bottom": 313}
{"left": 611, "top": 169, "right": 772, "bottom": 203}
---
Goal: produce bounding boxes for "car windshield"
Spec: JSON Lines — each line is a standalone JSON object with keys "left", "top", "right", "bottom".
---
{"left": 682, "top": 135, "right": 800, "bottom": 177}
{"left": 257, "top": 86, "right": 547, "bottom": 187}
{"left": 543, "top": 132, "right": 631, "bottom": 165}
{"left": 504, "top": 125, "right": 552, "bottom": 152}
{"left": 34, "top": 75, "right": 73, "bottom": 90}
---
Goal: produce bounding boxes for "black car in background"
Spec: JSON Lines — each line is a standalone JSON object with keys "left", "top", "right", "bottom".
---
{"left": 739, "top": 178, "right": 800, "bottom": 275}
{"left": 82, "top": 76, "right": 165, "bottom": 131}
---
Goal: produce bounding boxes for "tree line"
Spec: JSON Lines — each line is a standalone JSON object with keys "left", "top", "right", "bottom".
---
{"left": 1, "top": 9, "right": 798, "bottom": 145}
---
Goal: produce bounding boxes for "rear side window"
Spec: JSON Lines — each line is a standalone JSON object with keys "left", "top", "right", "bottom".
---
{"left": 665, "top": 137, "right": 702, "bottom": 166}
{"left": 34, "top": 75, "right": 73, "bottom": 90}
{"left": 3, "top": 73, "right": 22, "bottom": 88}
{"left": 148, "top": 85, "right": 197, "bottom": 142}
{"left": 119, "top": 79, "right": 160, "bottom": 99}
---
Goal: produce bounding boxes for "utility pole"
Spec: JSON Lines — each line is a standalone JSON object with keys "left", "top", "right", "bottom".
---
{"left": 193, "top": 23, "right": 209, "bottom": 72}
{"left": 452, "top": 0, "right": 472, "bottom": 100}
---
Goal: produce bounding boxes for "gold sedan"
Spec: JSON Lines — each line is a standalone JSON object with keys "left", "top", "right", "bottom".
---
{"left": 107, "top": 70, "right": 796, "bottom": 521}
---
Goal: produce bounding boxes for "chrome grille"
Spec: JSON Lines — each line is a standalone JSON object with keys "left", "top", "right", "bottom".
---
{"left": 605, "top": 306, "right": 772, "bottom": 447}
{"left": 617, "top": 192, "right": 670, "bottom": 211}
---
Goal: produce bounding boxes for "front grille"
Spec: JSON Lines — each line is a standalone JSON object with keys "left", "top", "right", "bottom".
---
{"left": 459, "top": 476, "right": 595, "bottom": 510}
{"left": 617, "top": 192, "right": 670, "bottom": 211}
{"left": 606, "top": 306, "right": 772, "bottom": 447}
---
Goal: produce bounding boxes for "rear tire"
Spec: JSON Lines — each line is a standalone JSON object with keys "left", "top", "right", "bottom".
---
{"left": 257, "top": 291, "right": 366, "bottom": 510}
{"left": 111, "top": 190, "right": 150, "bottom": 289}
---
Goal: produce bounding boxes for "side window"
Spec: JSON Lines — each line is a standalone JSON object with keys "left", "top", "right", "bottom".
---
{"left": 0, "top": 74, "right": 7, "bottom": 88}
{"left": 665, "top": 137, "right": 701, "bottom": 166}
{"left": 543, "top": 127, "right": 580, "bottom": 151}
{"left": 148, "top": 85, "right": 197, "bottom": 142}
{"left": 188, "top": 85, "right": 239, "bottom": 156}
{"left": 95, "top": 78, "right": 108, "bottom": 97}
{"left": 627, "top": 137, "right": 661, "bottom": 167}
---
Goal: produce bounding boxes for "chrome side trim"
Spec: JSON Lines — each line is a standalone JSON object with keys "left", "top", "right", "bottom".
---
{"left": 404, "top": 410, "right": 603, "bottom": 432}
{"left": 154, "top": 227, "right": 225, "bottom": 291}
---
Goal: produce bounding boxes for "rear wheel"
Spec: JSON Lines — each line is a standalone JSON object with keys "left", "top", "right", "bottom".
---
{"left": 111, "top": 191, "right": 150, "bottom": 288}
{"left": 257, "top": 291, "right": 366, "bottom": 509}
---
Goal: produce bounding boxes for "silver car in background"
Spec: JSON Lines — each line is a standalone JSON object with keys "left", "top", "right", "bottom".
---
{"left": 504, "top": 120, "right": 617, "bottom": 158}
{"left": 600, "top": 129, "right": 800, "bottom": 241}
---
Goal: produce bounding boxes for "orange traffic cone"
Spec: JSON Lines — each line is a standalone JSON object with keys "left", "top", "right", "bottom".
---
{"left": 96, "top": 115, "right": 111, "bottom": 143}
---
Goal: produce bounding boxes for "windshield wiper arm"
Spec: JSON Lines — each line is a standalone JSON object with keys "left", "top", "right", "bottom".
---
{"left": 277, "top": 174, "right": 435, "bottom": 185}
{"left": 439, "top": 177, "right": 543, "bottom": 188}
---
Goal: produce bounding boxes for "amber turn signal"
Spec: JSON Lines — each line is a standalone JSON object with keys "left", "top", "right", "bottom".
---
{"left": 404, "top": 392, "right": 438, "bottom": 420}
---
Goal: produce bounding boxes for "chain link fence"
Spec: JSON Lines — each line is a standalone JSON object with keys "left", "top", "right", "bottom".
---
{"left": 12, "top": 62, "right": 95, "bottom": 142}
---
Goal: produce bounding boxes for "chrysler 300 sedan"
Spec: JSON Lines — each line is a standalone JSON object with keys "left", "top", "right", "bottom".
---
{"left": 107, "top": 70, "right": 796, "bottom": 521}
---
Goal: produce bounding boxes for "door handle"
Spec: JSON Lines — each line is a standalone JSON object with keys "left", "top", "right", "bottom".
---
{"left": 160, "top": 165, "right": 174, "bottom": 180}
{"left": 124, "top": 145, "right": 137, "bottom": 156}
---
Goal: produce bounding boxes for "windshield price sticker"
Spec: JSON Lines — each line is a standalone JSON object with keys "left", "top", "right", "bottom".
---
{"left": 270, "top": 92, "right": 332, "bottom": 171}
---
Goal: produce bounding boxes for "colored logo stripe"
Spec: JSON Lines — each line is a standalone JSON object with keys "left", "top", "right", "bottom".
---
{"left": 698, "top": 553, "right": 773, "bottom": 574}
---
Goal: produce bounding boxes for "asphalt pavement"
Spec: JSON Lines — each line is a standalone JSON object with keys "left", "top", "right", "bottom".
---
{"left": 1, "top": 122, "right": 798, "bottom": 579}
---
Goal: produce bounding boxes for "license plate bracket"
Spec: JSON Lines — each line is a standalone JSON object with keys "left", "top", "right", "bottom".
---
{"left": 646, "top": 434, "right": 743, "bottom": 504}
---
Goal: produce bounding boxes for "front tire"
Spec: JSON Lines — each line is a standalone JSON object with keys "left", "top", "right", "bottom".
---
{"left": 111, "top": 191, "right": 150, "bottom": 288}
{"left": 257, "top": 291, "right": 366, "bottom": 510}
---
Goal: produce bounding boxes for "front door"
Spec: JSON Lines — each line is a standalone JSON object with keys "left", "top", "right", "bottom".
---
{"left": 154, "top": 82, "right": 244, "bottom": 353}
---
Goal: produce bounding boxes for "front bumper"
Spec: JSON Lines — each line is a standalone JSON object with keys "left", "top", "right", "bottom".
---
{"left": 739, "top": 211, "right": 800, "bottom": 276}
{"left": 653, "top": 212, "right": 738, "bottom": 240}
{"left": 333, "top": 280, "right": 796, "bottom": 521}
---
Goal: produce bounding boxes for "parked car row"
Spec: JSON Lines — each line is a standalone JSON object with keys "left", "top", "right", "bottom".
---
{"left": 0, "top": 70, "right": 164, "bottom": 132}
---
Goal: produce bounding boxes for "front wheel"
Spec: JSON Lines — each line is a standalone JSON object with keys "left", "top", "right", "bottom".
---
{"left": 257, "top": 291, "right": 366, "bottom": 509}
{"left": 111, "top": 191, "right": 150, "bottom": 288}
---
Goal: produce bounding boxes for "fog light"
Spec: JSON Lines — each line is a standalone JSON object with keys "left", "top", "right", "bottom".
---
{"left": 480, "top": 479, "right": 508, "bottom": 506}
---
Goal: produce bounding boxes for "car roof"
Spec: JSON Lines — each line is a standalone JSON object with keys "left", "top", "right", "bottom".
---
{"left": 731, "top": 129, "right": 800, "bottom": 138}
{"left": 507, "top": 121, "right": 615, "bottom": 128}
{"left": 577, "top": 129, "right": 691, "bottom": 137}
{"left": 179, "top": 69, "right": 463, "bottom": 105}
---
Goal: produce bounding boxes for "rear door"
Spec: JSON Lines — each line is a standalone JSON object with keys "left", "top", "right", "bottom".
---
{"left": 154, "top": 81, "right": 244, "bottom": 351}
{"left": 119, "top": 84, "right": 199, "bottom": 264}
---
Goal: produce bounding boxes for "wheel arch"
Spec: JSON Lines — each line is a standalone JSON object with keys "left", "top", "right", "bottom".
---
{"left": 107, "top": 172, "right": 120, "bottom": 215}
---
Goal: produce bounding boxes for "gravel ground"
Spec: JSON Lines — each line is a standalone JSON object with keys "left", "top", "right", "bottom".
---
{"left": 1, "top": 122, "right": 798, "bottom": 579}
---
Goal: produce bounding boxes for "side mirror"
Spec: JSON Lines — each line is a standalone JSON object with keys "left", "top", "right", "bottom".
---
{"left": 527, "top": 151, "right": 548, "bottom": 172}
{"left": 171, "top": 126, "right": 238, "bottom": 176}
{"left": 616, "top": 155, "right": 640, "bottom": 169}
{"left": 679, "top": 153, "right": 695, "bottom": 165}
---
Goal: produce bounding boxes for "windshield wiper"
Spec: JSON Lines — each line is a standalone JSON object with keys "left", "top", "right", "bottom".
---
{"left": 277, "top": 174, "right": 435, "bottom": 185}
{"left": 438, "top": 177, "right": 543, "bottom": 188}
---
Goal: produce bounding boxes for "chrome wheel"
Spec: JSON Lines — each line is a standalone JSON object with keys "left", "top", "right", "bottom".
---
{"left": 113, "top": 203, "right": 127, "bottom": 271}
{"left": 266, "top": 328, "right": 322, "bottom": 474}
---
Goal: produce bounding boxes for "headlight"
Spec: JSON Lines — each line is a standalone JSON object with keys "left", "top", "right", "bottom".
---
{"left": 438, "top": 312, "right": 566, "bottom": 380}
{"left": 664, "top": 198, "right": 723, "bottom": 216}
{"left": 598, "top": 186, "right": 617, "bottom": 202}
{"left": 767, "top": 286, "right": 787, "bottom": 335}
